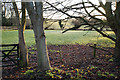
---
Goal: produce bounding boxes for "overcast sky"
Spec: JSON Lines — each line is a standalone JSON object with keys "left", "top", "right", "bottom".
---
{"left": 1, "top": 0, "right": 107, "bottom": 19}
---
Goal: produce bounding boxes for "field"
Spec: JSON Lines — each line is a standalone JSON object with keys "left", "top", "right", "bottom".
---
{"left": 2, "top": 30, "right": 115, "bottom": 47}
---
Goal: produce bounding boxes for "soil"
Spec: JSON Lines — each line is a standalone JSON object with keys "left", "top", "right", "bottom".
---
{"left": 2, "top": 44, "right": 120, "bottom": 79}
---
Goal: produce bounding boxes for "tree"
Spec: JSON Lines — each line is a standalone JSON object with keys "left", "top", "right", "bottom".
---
{"left": 2, "top": 3, "right": 13, "bottom": 26}
{"left": 13, "top": 2, "right": 28, "bottom": 67}
{"left": 25, "top": 2, "right": 51, "bottom": 70}
{"left": 44, "top": 0, "right": 120, "bottom": 64}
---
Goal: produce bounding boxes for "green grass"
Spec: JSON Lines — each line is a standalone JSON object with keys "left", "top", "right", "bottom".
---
{"left": 1, "top": 30, "right": 115, "bottom": 47}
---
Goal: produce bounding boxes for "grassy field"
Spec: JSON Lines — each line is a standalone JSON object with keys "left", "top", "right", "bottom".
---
{"left": 1, "top": 30, "right": 115, "bottom": 47}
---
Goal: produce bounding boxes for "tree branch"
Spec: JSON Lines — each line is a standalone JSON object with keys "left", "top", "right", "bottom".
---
{"left": 62, "top": 24, "right": 86, "bottom": 33}
{"left": 46, "top": 1, "right": 116, "bottom": 42}
{"left": 98, "top": 0, "right": 105, "bottom": 9}
{"left": 88, "top": 1, "right": 106, "bottom": 17}
{"left": 12, "top": 2, "right": 21, "bottom": 28}
{"left": 82, "top": 1, "right": 105, "bottom": 24}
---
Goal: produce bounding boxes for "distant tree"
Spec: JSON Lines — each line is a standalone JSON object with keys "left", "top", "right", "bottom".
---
{"left": 71, "top": 19, "right": 82, "bottom": 28}
{"left": 45, "top": 0, "right": 120, "bottom": 64}
{"left": 2, "top": 3, "right": 12, "bottom": 26}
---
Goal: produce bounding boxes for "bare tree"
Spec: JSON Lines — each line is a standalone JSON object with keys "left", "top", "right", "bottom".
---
{"left": 25, "top": 2, "right": 51, "bottom": 70}
{"left": 44, "top": 0, "right": 120, "bottom": 64}
{"left": 13, "top": 2, "right": 28, "bottom": 67}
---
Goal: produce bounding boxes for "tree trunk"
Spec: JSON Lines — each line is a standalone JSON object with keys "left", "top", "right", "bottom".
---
{"left": 25, "top": 2, "right": 51, "bottom": 70}
{"left": 13, "top": 2, "right": 28, "bottom": 67}
{"left": 19, "top": 28, "right": 28, "bottom": 67}
{"left": 114, "top": 28, "right": 120, "bottom": 65}
{"left": 113, "top": 3, "right": 120, "bottom": 65}
{"left": 19, "top": 2, "right": 28, "bottom": 67}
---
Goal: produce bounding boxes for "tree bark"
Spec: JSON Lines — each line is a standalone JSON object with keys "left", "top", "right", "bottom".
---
{"left": 114, "top": 28, "right": 120, "bottom": 65}
{"left": 112, "top": 2, "right": 120, "bottom": 65}
{"left": 25, "top": 2, "right": 51, "bottom": 70}
{"left": 13, "top": 2, "right": 28, "bottom": 67}
{"left": 19, "top": 2, "right": 28, "bottom": 67}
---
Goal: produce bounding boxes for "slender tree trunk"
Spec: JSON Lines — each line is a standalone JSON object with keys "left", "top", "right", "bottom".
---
{"left": 13, "top": 2, "right": 28, "bottom": 67}
{"left": 19, "top": 2, "right": 28, "bottom": 67}
{"left": 25, "top": 2, "right": 51, "bottom": 70}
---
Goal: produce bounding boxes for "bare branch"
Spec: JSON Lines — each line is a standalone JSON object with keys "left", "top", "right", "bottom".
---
{"left": 45, "top": 1, "right": 87, "bottom": 21}
{"left": 88, "top": 1, "right": 106, "bottom": 17}
{"left": 82, "top": 1, "right": 104, "bottom": 24}
{"left": 12, "top": 2, "right": 21, "bottom": 28}
{"left": 98, "top": 0, "right": 105, "bottom": 9}
{"left": 91, "top": 25, "right": 116, "bottom": 42}
{"left": 45, "top": 1, "right": 116, "bottom": 42}
{"left": 62, "top": 24, "right": 86, "bottom": 33}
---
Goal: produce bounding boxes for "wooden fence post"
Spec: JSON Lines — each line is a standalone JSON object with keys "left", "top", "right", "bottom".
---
{"left": 93, "top": 44, "right": 96, "bottom": 58}
{"left": 17, "top": 44, "right": 20, "bottom": 66}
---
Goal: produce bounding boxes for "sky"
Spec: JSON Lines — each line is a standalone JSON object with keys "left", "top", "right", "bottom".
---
{"left": 42, "top": 0, "right": 105, "bottom": 19}
{"left": 1, "top": 0, "right": 111, "bottom": 19}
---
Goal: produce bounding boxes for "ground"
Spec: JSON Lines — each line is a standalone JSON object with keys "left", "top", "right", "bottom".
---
{"left": 2, "top": 44, "right": 120, "bottom": 80}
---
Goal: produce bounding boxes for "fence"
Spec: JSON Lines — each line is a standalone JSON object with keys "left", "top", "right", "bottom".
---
{"left": 90, "top": 44, "right": 112, "bottom": 58}
{"left": 0, "top": 44, "right": 20, "bottom": 67}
